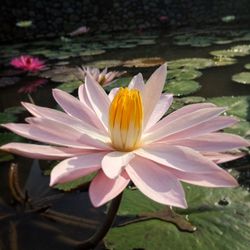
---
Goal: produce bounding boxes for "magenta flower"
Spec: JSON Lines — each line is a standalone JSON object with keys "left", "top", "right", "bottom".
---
{"left": 10, "top": 55, "right": 45, "bottom": 72}
{"left": 79, "top": 66, "right": 126, "bottom": 86}
{"left": 1, "top": 65, "right": 249, "bottom": 208}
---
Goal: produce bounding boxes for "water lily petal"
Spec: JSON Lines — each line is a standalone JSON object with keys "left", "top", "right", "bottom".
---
{"left": 126, "top": 156, "right": 187, "bottom": 208}
{"left": 85, "top": 73, "right": 110, "bottom": 131}
{"left": 168, "top": 167, "right": 238, "bottom": 187}
{"left": 142, "top": 64, "right": 167, "bottom": 127}
{"left": 89, "top": 170, "right": 130, "bottom": 207}
{"left": 78, "top": 84, "right": 92, "bottom": 109}
{"left": 161, "top": 116, "right": 237, "bottom": 141}
{"left": 136, "top": 145, "right": 223, "bottom": 173}
{"left": 203, "top": 152, "right": 247, "bottom": 164}
{"left": 25, "top": 117, "right": 111, "bottom": 149}
{"left": 53, "top": 88, "right": 102, "bottom": 129}
{"left": 144, "top": 94, "right": 173, "bottom": 131}
{"left": 169, "top": 132, "right": 250, "bottom": 152}
{"left": 1, "top": 143, "right": 88, "bottom": 159}
{"left": 128, "top": 73, "right": 144, "bottom": 91}
{"left": 50, "top": 153, "right": 105, "bottom": 186}
{"left": 148, "top": 103, "right": 216, "bottom": 133}
{"left": 143, "top": 107, "right": 225, "bottom": 143}
{"left": 102, "top": 151, "right": 135, "bottom": 179}
{"left": 22, "top": 102, "right": 108, "bottom": 138}
{"left": 108, "top": 87, "right": 119, "bottom": 101}
{"left": 2, "top": 123, "right": 100, "bottom": 149}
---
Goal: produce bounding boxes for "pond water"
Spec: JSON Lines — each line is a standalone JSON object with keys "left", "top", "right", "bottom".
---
{"left": 0, "top": 27, "right": 250, "bottom": 250}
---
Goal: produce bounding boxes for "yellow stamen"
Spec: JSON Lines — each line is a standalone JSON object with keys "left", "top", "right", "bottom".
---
{"left": 109, "top": 87, "right": 143, "bottom": 151}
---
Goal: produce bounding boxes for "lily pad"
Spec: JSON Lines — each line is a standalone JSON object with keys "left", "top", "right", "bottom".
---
{"left": 16, "top": 20, "right": 32, "bottom": 28}
{"left": 104, "top": 77, "right": 132, "bottom": 93}
{"left": 245, "top": 64, "right": 250, "bottom": 70}
{"left": 123, "top": 57, "right": 165, "bottom": 68}
{"left": 224, "top": 120, "right": 250, "bottom": 138}
{"left": 168, "top": 58, "right": 214, "bottom": 70}
{"left": 0, "top": 132, "right": 25, "bottom": 146}
{"left": 0, "top": 112, "right": 18, "bottom": 123}
{"left": 105, "top": 186, "right": 250, "bottom": 250}
{"left": 168, "top": 69, "right": 202, "bottom": 81}
{"left": 86, "top": 60, "right": 123, "bottom": 68}
{"left": 4, "top": 106, "right": 26, "bottom": 115}
{"left": 0, "top": 151, "right": 14, "bottom": 163}
{"left": 79, "top": 49, "right": 106, "bottom": 56}
{"left": 210, "top": 45, "right": 250, "bottom": 58}
{"left": 232, "top": 72, "right": 250, "bottom": 84}
{"left": 207, "top": 96, "right": 250, "bottom": 121}
{"left": 221, "top": 15, "right": 236, "bottom": 23}
{"left": 212, "top": 57, "right": 237, "bottom": 66}
{"left": 180, "top": 96, "right": 206, "bottom": 104}
{"left": 164, "top": 80, "right": 201, "bottom": 96}
{"left": 56, "top": 80, "right": 83, "bottom": 93}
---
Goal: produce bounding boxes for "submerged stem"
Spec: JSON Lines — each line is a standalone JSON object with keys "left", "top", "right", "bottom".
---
{"left": 76, "top": 193, "right": 123, "bottom": 250}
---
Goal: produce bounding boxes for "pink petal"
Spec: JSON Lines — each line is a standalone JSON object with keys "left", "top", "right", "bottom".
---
{"left": 50, "top": 153, "right": 105, "bottom": 185}
{"left": 142, "top": 64, "right": 167, "bottom": 127}
{"left": 108, "top": 87, "right": 119, "bottom": 101}
{"left": 126, "top": 156, "right": 187, "bottom": 208}
{"left": 169, "top": 132, "right": 250, "bottom": 152}
{"left": 22, "top": 102, "right": 108, "bottom": 139}
{"left": 1, "top": 143, "right": 88, "bottom": 160}
{"left": 78, "top": 84, "right": 92, "bottom": 109}
{"left": 203, "top": 152, "right": 247, "bottom": 164}
{"left": 167, "top": 167, "right": 238, "bottom": 187}
{"left": 53, "top": 88, "right": 103, "bottom": 130}
{"left": 136, "top": 145, "right": 223, "bottom": 173}
{"left": 148, "top": 103, "right": 216, "bottom": 133}
{"left": 102, "top": 151, "right": 135, "bottom": 179}
{"left": 26, "top": 117, "right": 111, "bottom": 150}
{"left": 143, "top": 107, "right": 225, "bottom": 143}
{"left": 85, "top": 74, "right": 110, "bottom": 131}
{"left": 128, "top": 73, "right": 145, "bottom": 91}
{"left": 89, "top": 170, "right": 130, "bottom": 207}
{"left": 2, "top": 123, "right": 100, "bottom": 150}
{"left": 144, "top": 94, "right": 173, "bottom": 131}
{"left": 162, "top": 116, "right": 237, "bottom": 141}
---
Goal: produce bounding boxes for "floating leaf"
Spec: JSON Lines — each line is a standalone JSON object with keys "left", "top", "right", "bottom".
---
{"left": 4, "top": 106, "right": 26, "bottom": 115}
{"left": 245, "top": 64, "right": 250, "bottom": 70}
{"left": 16, "top": 20, "right": 32, "bottom": 28}
{"left": 224, "top": 120, "right": 250, "bottom": 138}
{"left": 207, "top": 96, "right": 250, "bottom": 121}
{"left": 210, "top": 45, "right": 250, "bottom": 58}
{"left": 221, "top": 15, "right": 236, "bottom": 23}
{"left": 232, "top": 72, "right": 250, "bottom": 84}
{"left": 164, "top": 80, "right": 201, "bottom": 96}
{"left": 0, "top": 112, "right": 17, "bottom": 123}
{"left": 104, "top": 77, "right": 132, "bottom": 93}
{"left": 105, "top": 186, "right": 250, "bottom": 250}
{"left": 56, "top": 80, "right": 83, "bottom": 93}
{"left": 168, "top": 69, "right": 202, "bottom": 80}
{"left": 0, "top": 132, "right": 25, "bottom": 146}
{"left": 168, "top": 58, "right": 214, "bottom": 70}
{"left": 180, "top": 96, "right": 206, "bottom": 104}
{"left": 212, "top": 57, "right": 237, "bottom": 66}
{"left": 123, "top": 57, "right": 165, "bottom": 68}
{"left": 0, "top": 151, "right": 14, "bottom": 163}
{"left": 79, "top": 49, "right": 106, "bottom": 56}
{"left": 86, "top": 60, "right": 123, "bottom": 68}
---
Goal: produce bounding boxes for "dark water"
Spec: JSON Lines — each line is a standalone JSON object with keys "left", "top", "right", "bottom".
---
{"left": 0, "top": 27, "right": 250, "bottom": 250}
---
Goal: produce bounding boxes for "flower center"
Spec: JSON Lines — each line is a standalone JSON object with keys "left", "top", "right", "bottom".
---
{"left": 109, "top": 87, "right": 143, "bottom": 151}
{"left": 98, "top": 75, "right": 106, "bottom": 85}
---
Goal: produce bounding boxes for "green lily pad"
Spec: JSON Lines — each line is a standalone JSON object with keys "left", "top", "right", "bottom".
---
{"left": 16, "top": 20, "right": 32, "bottom": 28}
{"left": 4, "top": 106, "right": 26, "bottom": 115}
{"left": 232, "top": 72, "right": 250, "bottom": 84}
{"left": 207, "top": 96, "right": 250, "bottom": 121}
{"left": 224, "top": 120, "right": 250, "bottom": 138}
{"left": 221, "top": 15, "right": 236, "bottom": 23}
{"left": 105, "top": 186, "right": 250, "bottom": 250}
{"left": 56, "top": 80, "right": 83, "bottom": 93}
{"left": 168, "top": 58, "right": 214, "bottom": 70}
{"left": 86, "top": 60, "right": 123, "bottom": 68}
{"left": 0, "top": 112, "right": 18, "bottom": 123}
{"left": 164, "top": 80, "right": 201, "bottom": 96}
{"left": 168, "top": 69, "right": 202, "bottom": 81}
{"left": 123, "top": 57, "right": 165, "bottom": 68}
{"left": 212, "top": 57, "right": 237, "bottom": 66}
{"left": 79, "top": 49, "right": 106, "bottom": 56}
{"left": 210, "top": 45, "right": 250, "bottom": 58}
{"left": 245, "top": 64, "right": 250, "bottom": 70}
{"left": 180, "top": 96, "right": 206, "bottom": 104}
{"left": 54, "top": 172, "right": 96, "bottom": 192}
{"left": 0, "top": 132, "right": 25, "bottom": 146}
{"left": 0, "top": 151, "right": 14, "bottom": 163}
{"left": 104, "top": 77, "right": 132, "bottom": 93}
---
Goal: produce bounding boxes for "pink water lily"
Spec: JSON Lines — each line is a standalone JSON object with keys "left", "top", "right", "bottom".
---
{"left": 1, "top": 64, "right": 249, "bottom": 208}
{"left": 10, "top": 55, "right": 45, "bottom": 72}
{"left": 79, "top": 66, "right": 126, "bottom": 86}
